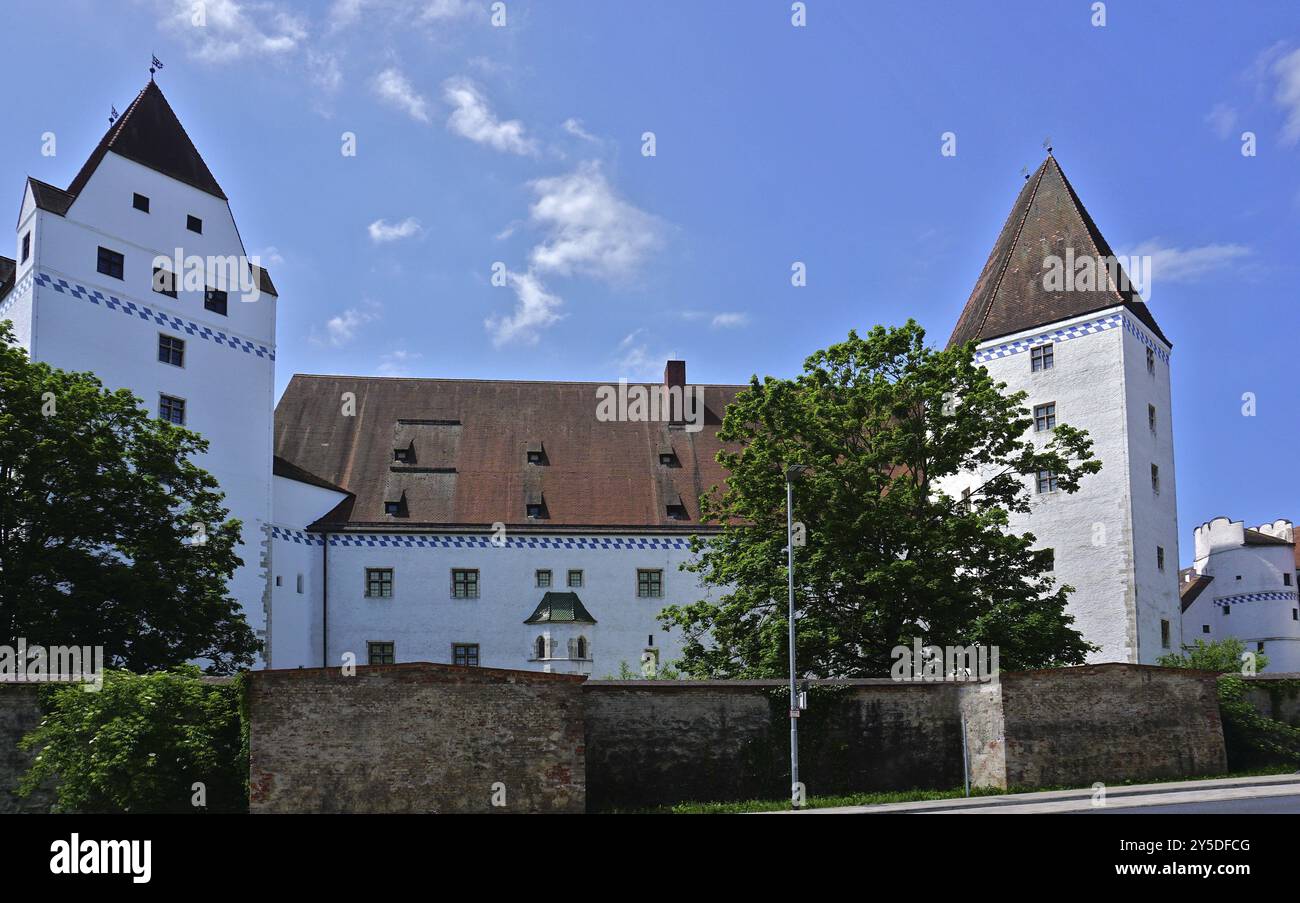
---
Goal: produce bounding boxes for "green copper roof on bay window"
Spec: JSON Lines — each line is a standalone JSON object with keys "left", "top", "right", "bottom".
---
{"left": 523, "top": 592, "right": 597, "bottom": 625}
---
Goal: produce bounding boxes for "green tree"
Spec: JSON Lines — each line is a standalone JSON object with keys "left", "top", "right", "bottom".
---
{"left": 1159, "top": 637, "right": 1300, "bottom": 769}
{"left": 0, "top": 322, "right": 258, "bottom": 672}
{"left": 19, "top": 667, "right": 247, "bottom": 813}
{"left": 662, "top": 322, "right": 1101, "bottom": 678}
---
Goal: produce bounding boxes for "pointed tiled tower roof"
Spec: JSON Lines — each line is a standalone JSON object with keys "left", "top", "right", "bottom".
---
{"left": 947, "top": 155, "right": 1168, "bottom": 349}
{"left": 65, "top": 80, "right": 226, "bottom": 200}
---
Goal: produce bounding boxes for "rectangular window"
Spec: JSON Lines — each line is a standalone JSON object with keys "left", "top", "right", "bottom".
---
{"left": 1202, "top": 624, "right": 1211, "bottom": 634}
{"left": 567, "top": 569, "right": 583, "bottom": 588}
{"left": 961, "top": 487, "right": 972, "bottom": 512}
{"left": 452, "top": 643, "right": 480, "bottom": 667}
{"left": 153, "top": 265, "right": 177, "bottom": 297}
{"left": 1148, "top": 404, "right": 1157, "bottom": 432}
{"left": 451, "top": 569, "right": 479, "bottom": 599}
{"left": 1256, "top": 641, "right": 1265, "bottom": 653}
{"left": 393, "top": 447, "right": 411, "bottom": 463}
{"left": 1035, "top": 470, "right": 1058, "bottom": 494}
{"left": 20, "top": 232, "right": 30, "bottom": 263}
{"left": 1160, "top": 619, "right": 1171, "bottom": 649}
{"left": 1156, "top": 546, "right": 1165, "bottom": 572}
{"left": 1284, "top": 573, "right": 1292, "bottom": 587}
{"left": 204, "top": 287, "right": 228, "bottom": 316}
{"left": 158, "top": 335, "right": 184, "bottom": 367}
{"left": 158, "top": 394, "right": 185, "bottom": 425}
{"left": 365, "top": 568, "right": 394, "bottom": 598}
{"left": 536, "top": 569, "right": 552, "bottom": 588}
{"left": 1030, "top": 344, "right": 1054, "bottom": 372}
{"left": 637, "top": 569, "right": 664, "bottom": 598}
{"left": 1151, "top": 463, "right": 1160, "bottom": 495}
{"left": 659, "top": 452, "right": 678, "bottom": 467}
{"left": 1146, "top": 347, "right": 1155, "bottom": 374}
{"left": 526, "top": 503, "right": 544, "bottom": 518}
{"left": 1037, "top": 548, "right": 1055, "bottom": 572}
{"left": 296, "top": 574, "right": 304, "bottom": 594}
{"left": 1223, "top": 604, "right": 1230, "bottom": 616}
{"left": 384, "top": 500, "right": 402, "bottom": 516}
{"left": 368, "top": 642, "right": 395, "bottom": 665}
{"left": 1293, "top": 609, "right": 1298, "bottom": 621}
{"left": 666, "top": 503, "right": 688, "bottom": 519}
{"left": 132, "top": 192, "right": 150, "bottom": 212}
{"left": 187, "top": 214, "right": 203, "bottom": 234}
{"left": 1033, "top": 402, "right": 1056, "bottom": 432}
{"left": 527, "top": 451, "right": 543, "bottom": 465}
{"left": 97, "top": 246, "right": 124, "bottom": 280}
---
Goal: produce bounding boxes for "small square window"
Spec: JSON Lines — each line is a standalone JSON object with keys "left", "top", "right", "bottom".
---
{"left": 133, "top": 192, "right": 150, "bottom": 213}
{"left": 1156, "top": 546, "right": 1165, "bottom": 571}
{"left": 1148, "top": 404, "right": 1157, "bottom": 432}
{"left": 1146, "top": 347, "right": 1155, "bottom": 374}
{"left": 384, "top": 500, "right": 402, "bottom": 516}
{"left": 452, "top": 643, "right": 480, "bottom": 667}
{"left": 527, "top": 451, "right": 543, "bottom": 465}
{"left": 1150, "top": 464, "right": 1160, "bottom": 495}
{"left": 159, "top": 394, "right": 185, "bottom": 425}
{"left": 1160, "top": 619, "right": 1171, "bottom": 649}
{"left": 20, "top": 232, "right": 30, "bottom": 264}
{"left": 187, "top": 214, "right": 203, "bottom": 234}
{"left": 153, "top": 265, "right": 177, "bottom": 298}
{"left": 1033, "top": 402, "right": 1056, "bottom": 432}
{"left": 567, "top": 569, "right": 583, "bottom": 588}
{"left": 1202, "top": 624, "right": 1211, "bottom": 634}
{"left": 536, "top": 569, "right": 552, "bottom": 588}
{"left": 452, "top": 569, "right": 479, "bottom": 599}
{"left": 368, "top": 642, "right": 395, "bottom": 665}
{"left": 1035, "top": 470, "right": 1058, "bottom": 494}
{"left": 365, "top": 568, "right": 394, "bottom": 598}
{"left": 204, "top": 287, "right": 228, "bottom": 316}
{"left": 659, "top": 452, "right": 678, "bottom": 467}
{"left": 393, "top": 448, "right": 411, "bottom": 463}
{"left": 666, "top": 503, "right": 688, "bottom": 519}
{"left": 526, "top": 503, "right": 544, "bottom": 519}
{"left": 1030, "top": 344, "right": 1054, "bottom": 372}
{"left": 158, "top": 335, "right": 185, "bottom": 367}
{"left": 1036, "top": 548, "right": 1054, "bottom": 572}
{"left": 97, "top": 246, "right": 124, "bottom": 280}
{"left": 638, "top": 569, "right": 664, "bottom": 598}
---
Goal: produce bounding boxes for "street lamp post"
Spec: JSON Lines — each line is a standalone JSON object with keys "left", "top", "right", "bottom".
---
{"left": 785, "top": 463, "right": 808, "bottom": 810}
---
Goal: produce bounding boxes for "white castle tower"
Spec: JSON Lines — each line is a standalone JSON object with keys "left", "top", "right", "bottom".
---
{"left": 0, "top": 80, "right": 277, "bottom": 655}
{"left": 942, "top": 155, "right": 1181, "bottom": 664}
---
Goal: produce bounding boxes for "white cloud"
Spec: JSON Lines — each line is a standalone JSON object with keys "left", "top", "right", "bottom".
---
{"left": 330, "top": 0, "right": 478, "bottom": 30}
{"left": 155, "top": 0, "right": 305, "bottom": 63}
{"left": 373, "top": 68, "right": 431, "bottom": 123}
{"left": 316, "top": 303, "right": 380, "bottom": 347}
{"left": 377, "top": 349, "right": 423, "bottom": 376}
{"left": 1270, "top": 46, "right": 1300, "bottom": 145}
{"left": 252, "top": 246, "right": 285, "bottom": 267}
{"left": 562, "top": 118, "right": 599, "bottom": 143}
{"left": 1205, "top": 103, "right": 1238, "bottom": 140}
{"left": 526, "top": 162, "right": 664, "bottom": 281}
{"left": 368, "top": 217, "right": 423, "bottom": 243}
{"left": 442, "top": 77, "right": 537, "bottom": 155}
{"left": 1126, "top": 240, "right": 1252, "bottom": 284}
{"left": 484, "top": 270, "right": 564, "bottom": 346}
{"left": 308, "top": 50, "right": 343, "bottom": 94}
{"left": 615, "top": 330, "right": 678, "bottom": 380}
{"left": 710, "top": 312, "right": 749, "bottom": 329}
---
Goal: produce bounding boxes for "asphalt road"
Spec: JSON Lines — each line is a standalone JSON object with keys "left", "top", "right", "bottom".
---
{"left": 1089, "top": 794, "right": 1300, "bottom": 814}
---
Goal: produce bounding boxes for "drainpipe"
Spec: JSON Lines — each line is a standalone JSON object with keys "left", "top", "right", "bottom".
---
{"left": 321, "top": 531, "right": 329, "bottom": 668}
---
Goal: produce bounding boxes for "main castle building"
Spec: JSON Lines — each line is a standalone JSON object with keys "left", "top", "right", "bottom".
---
{"left": 1, "top": 82, "right": 1189, "bottom": 672}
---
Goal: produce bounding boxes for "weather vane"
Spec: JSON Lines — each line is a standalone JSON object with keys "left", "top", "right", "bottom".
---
{"left": 1042, "top": 135, "right": 1053, "bottom": 154}
{"left": 109, "top": 105, "right": 118, "bottom": 125}
{"left": 1020, "top": 164, "right": 1030, "bottom": 180}
{"left": 150, "top": 54, "right": 164, "bottom": 81}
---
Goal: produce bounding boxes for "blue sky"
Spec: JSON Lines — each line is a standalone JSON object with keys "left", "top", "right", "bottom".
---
{"left": 2, "top": 0, "right": 1298, "bottom": 555}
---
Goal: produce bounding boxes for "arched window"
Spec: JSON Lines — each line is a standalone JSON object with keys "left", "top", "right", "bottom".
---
{"left": 576, "top": 636, "right": 587, "bottom": 659}
{"left": 535, "top": 636, "right": 546, "bottom": 660}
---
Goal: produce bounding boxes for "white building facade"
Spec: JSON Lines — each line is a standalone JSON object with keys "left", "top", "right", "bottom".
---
{"left": 1181, "top": 518, "right": 1299, "bottom": 672}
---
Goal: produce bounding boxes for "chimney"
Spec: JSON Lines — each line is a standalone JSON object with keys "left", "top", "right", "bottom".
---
{"left": 664, "top": 360, "right": 686, "bottom": 423}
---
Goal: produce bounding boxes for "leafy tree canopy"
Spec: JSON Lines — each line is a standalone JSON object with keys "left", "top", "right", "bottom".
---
{"left": 662, "top": 321, "right": 1101, "bottom": 677}
{"left": 0, "top": 321, "right": 258, "bottom": 672}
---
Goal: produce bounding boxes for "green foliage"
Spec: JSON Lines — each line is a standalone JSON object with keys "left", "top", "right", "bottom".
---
{"left": 1158, "top": 637, "right": 1300, "bottom": 768}
{"left": 604, "top": 660, "right": 683, "bottom": 680}
{"left": 0, "top": 321, "right": 258, "bottom": 672}
{"left": 662, "top": 322, "right": 1099, "bottom": 677}
{"left": 18, "top": 667, "right": 247, "bottom": 813}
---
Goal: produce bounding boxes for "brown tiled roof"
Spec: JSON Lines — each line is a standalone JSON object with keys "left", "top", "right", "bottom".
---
{"left": 272, "top": 454, "right": 350, "bottom": 495}
{"left": 67, "top": 80, "right": 226, "bottom": 200}
{"left": 1243, "top": 528, "right": 1293, "bottom": 547}
{"left": 26, "top": 178, "right": 75, "bottom": 217}
{"left": 1178, "top": 569, "right": 1214, "bottom": 612}
{"left": 273, "top": 373, "right": 741, "bottom": 531}
{"left": 947, "top": 155, "right": 1169, "bottom": 349}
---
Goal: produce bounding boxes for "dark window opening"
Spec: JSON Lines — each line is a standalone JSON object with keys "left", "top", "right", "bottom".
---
{"left": 576, "top": 637, "right": 588, "bottom": 659}
{"left": 393, "top": 447, "right": 412, "bottom": 463}
{"left": 1146, "top": 346, "right": 1155, "bottom": 374}
{"left": 97, "top": 246, "right": 124, "bottom": 280}
{"left": 1033, "top": 402, "right": 1056, "bottom": 432}
{"left": 536, "top": 569, "right": 552, "bottom": 588}
{"left": 365, "top": 568, "right": 394, "bottom": 598}
{"left": 187, "top": 214, "right": 203, "bottom": 234}
{"left": 534, "top": 636, "right": 547, "bottom": 660}
{"left": 451, "top": 569, "right": 479, "bottom": 599}
{"left": 153, "top": 266, "right": 177, "bottom": 297}
{"left": 1202, "top": 624, "right": 1211, "bottom": 634}
{"left": 1160, "top": 619, "right": 1171, "bottom": 649}
{"left": 21, "top": 232, "right": 30, "bottom": 263}
{"left": 666, "top": 503, "right": 688, "bottom": 519}
{"left": 453, "top": 643, "right": 480, "bottom": 667}
{"left": 1035, "top": 470, "right": 1058, "bottom": 494}
{"left": 638, "top": 569, "right": 663, "bottom": 598}
{"left": 659, "top": 452, "right": 679, "bottom": 467}
{"left": 526, "top": 503, "right": 544, "bottom": 519}
{"left": 567, "top": 570, "right": 583, "bottom": 588}
{"left": 158, "top": 394, "right": 185, "bottom": 425}
{"left": 1156, "top": 546, "right": 1165, "bottom": 571}
{"left": 158, "top": 335, "right": 184, "bottom": 367}
{"left": 1030, "top": 344, "right": 1054, "bottom": 372}
{"left": 368, "top": 642, "right": 395, "bottom": 665}
{"left": 204, "top": 287, "right": 228, "bottom": 316}
{"left": 133, "top": 192, "right": 150, "bottom": 213}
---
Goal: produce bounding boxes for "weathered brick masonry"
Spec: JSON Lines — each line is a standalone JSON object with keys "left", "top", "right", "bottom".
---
{"left": 247, "top": 663, "right": 586, "bottom": 813}
{"left": 0, "top": 686, "right": 52, "bottom": 813}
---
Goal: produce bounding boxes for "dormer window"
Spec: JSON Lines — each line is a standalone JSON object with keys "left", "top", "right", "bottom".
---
{"left": 666, "top": 503, "right": 688, "bottom": 520}
{"left": 393, "top": 447, "right": 412, "bottom": 464}
{"left": 384, "top": 502, "right": 401, "bottom": 516}
{"left": 526, "top": 441, "right": 546, "bottom": 465}
{"left": 133, "top": 193, "right": 150, "bottom": 213}
{"left": 526, "top": 503, "right": 544, "bottom": 519}
{"left": 527, "top": 451, "right": 543, "bottom": 465}
{"left": 659, "top": 452, "right": 679, "bottom": 467}
{"left": 187, "top": 215, "right": 203, "bottom": 234}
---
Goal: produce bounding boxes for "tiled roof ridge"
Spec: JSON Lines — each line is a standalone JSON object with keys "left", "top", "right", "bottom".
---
{"left": 968, "top": 157, "right": 1050, "bottom": 344}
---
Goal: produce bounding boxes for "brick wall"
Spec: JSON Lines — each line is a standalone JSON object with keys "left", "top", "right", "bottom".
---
{"left": 582, "top": 680, "right": 965, "bottom": 810}
{"left": 247, "top": 663, "right": 586, "bottom": 813}
{"left": 985, "top": 663, "right": 1227, "bottom": 788}
{"left": 1241, "top": 673, "right": 1300, "bottom": 728}
{"left": 0, "top": 685, "right": 53, "bottom": 813}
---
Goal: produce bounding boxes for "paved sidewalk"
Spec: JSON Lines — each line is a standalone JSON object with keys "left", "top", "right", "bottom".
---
{"left": 779, "top": 772, "right": 1300, "bottom": 814}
